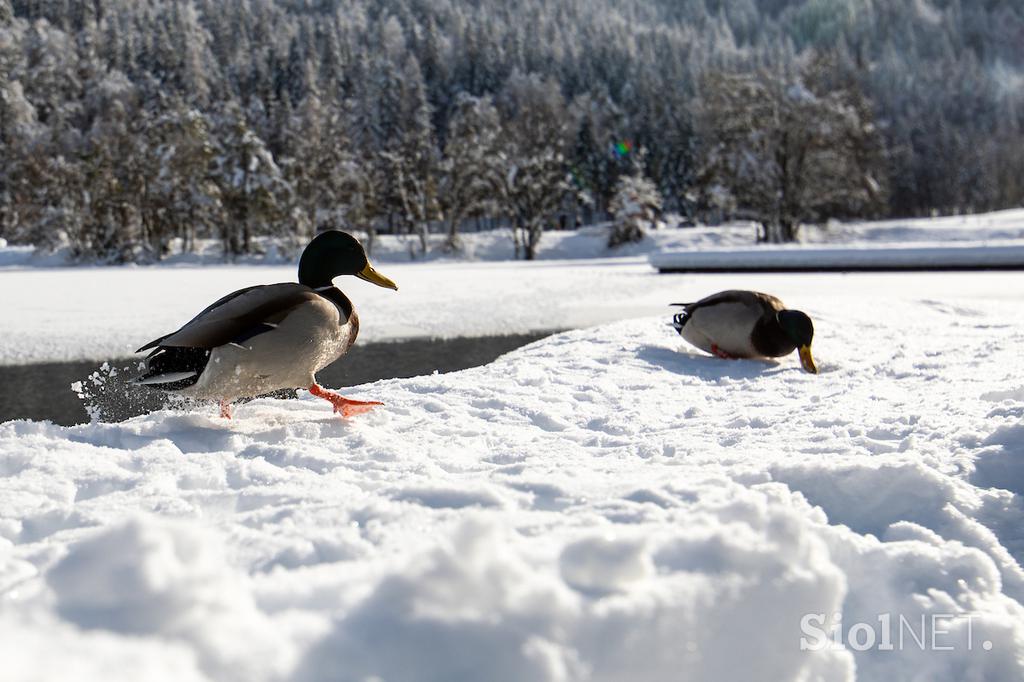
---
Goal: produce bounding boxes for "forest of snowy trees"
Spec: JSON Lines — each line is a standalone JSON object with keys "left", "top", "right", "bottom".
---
{"left": 1, "top": 0, "right": 1022, "bottom": 260}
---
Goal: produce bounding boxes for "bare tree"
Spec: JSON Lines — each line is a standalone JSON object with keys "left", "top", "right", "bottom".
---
{"left": 697, "top": 62, "right": 886, "bottom": 243}
{"left": 496, "top": 72, "right": 571, "bottom": 260}
{"left": 439, "top": 93, "right": 502, "bottom": 252}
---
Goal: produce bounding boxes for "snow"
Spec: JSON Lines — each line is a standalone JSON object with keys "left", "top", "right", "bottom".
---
{"left": 3, "top": 208, "right": 1024, "bottom": 269}
{"left": 806, "top": 209, "right": 1024, "bottom": 245}
{"left": 3, "top": 210, "right": 1024, "bottom": 678}
{"left": 3, "top": 283, "right": 1024, "bottom": 680}
{"left": 0, "top": 257, "right": 672, "bottom": 364}
{"left": 651, "top": 241, "right": 1024, "bottom": 271}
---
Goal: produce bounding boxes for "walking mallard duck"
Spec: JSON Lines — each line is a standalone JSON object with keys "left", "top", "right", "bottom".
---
{"left": 671, "top": 290, "right": 818, "bottom": 373}
{"left": 135, "top": 230, "right": 398, "bottom": 417}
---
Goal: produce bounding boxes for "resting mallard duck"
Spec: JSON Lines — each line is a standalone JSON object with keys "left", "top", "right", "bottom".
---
{"left": 671, "top": 290, "right": 818, "bottom": 373}
{"left": 135, "top": 230, "right": 398, "bottom": 418}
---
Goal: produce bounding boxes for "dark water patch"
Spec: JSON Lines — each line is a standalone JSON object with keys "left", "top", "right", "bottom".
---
{"left": 0, "top": 332, "right": 555, "bottom": 426}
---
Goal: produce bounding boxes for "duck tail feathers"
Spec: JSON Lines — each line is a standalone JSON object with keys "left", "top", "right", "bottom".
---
{"left": 134, "top": 346, "right": 210, "bottom": 391}
{"left": 671, "top": 308, "right": 690, "bottom": 334}
{"left": 136, "top": 335, "right": 168, "bottom": 353}
{"left": 134, "top": 371, "right": 198, "bottom": 386}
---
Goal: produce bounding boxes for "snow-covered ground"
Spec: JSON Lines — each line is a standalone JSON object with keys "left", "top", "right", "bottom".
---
{"left": 3, "top": 210, "right": 1024, "bottom": 680}
{"left": 3, "top": 286, "right": 1024, "bottom": 681}
{"left": 3, "top": 208, "right": 1024, "bottom": 269}
{"left": 808, "top": 208, "right": 1024, "bottom": 245}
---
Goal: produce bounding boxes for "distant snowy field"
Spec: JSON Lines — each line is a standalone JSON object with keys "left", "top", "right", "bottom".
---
{"left": 3, "top": 209, "right": 1024, "bottom": 365}
{"left": 4, "top": 208, "right": 1024, "bottom": 268}
{"left": 3, "top": 292, "right": 1024, "bottom": 681}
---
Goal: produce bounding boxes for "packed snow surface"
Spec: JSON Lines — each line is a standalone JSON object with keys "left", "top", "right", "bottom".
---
{"left": 3, "top": 284, "right": 1024, "bottom": 680}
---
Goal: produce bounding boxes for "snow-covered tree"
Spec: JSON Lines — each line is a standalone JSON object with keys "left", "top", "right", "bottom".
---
{"left": 76, "top": 95, "right": 144, "bottom": 261}
{"left": 0, "top": 0, "right": 1022, "bottom": 259}
{"left": 212, "top": 103, "right": 289, "bottom": 256}
{"left": 143, "top": 102, "right": 221, "bottom": 257}
{"left": 608, "top": 169, "right": 662, "bottom": 248}
{"left": 496, "top": 72, "right": 571, "bottom": 260}
{"left": 439, "top": 93, "right": 502, "bottom": 251}
{"left": 569, "top": 88, "right": 630, "bottom": 222}
{"left": 280, "top": 92, "right": 365, "bottom": 247}
{"left": 385, "top": 55, "right": 440, "bottom": 255}
{"left": 697, "top": 64, "right": 886, "bottom": 242}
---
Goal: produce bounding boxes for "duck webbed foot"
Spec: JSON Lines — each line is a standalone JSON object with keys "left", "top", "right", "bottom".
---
{"left": 710, "top": 344, "right": 736, "bottom": 360}
{"left": 309, "top": 384, "right": 383, "bottom": 417}
{"left": 219, "top": 400, "right": 233, "bottom": 419}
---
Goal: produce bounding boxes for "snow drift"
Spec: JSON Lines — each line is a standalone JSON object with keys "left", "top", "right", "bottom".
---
{"left": 2, "top": 292, "right": 1024, "bottom": 681}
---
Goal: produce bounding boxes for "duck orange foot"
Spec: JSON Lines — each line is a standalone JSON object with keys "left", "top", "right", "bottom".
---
{"left": 309, "top": 383, "right": 383, "bottom": 417}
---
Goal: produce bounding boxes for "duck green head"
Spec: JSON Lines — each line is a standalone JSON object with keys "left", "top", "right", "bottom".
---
{"left": 298, "top": 230, "right": 398, "bottom": 291}
{"left": 777, "top": 309, "right": 817, "bottom": 374}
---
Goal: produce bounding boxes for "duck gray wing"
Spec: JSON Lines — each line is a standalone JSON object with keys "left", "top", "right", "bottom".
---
{"left": 687, "top": 290, "right": 781, "bottom": 313}
{"left": 671, "top": 290, "right": 770, "bottom": 331}
{"left": 136, "top": 283, "right": 322, "bottom": 352}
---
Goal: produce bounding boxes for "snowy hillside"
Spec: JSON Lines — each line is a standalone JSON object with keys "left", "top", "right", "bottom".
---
{"left": 3, "top": 292, "right": 1024, "bottom": 680}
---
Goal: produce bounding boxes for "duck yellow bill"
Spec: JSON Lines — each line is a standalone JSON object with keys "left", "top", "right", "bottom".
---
{"left": 799, "top": 345, "right": 818, "bottom": 374}
{"left": 357, "top": 262, "right": 398, "bottom": 291}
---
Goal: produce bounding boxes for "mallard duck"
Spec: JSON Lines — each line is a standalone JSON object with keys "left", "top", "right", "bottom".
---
{"left": 135, "top": 230, "right": 398, "bottom": 418}
{"left": 671, "top": 290, "right": 818, "bottom": 373}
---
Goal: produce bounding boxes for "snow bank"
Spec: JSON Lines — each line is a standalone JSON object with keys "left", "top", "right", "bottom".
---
{"left": 46, "top": 518, "right": 294, "bottom": 681}
{"left": 650, "top": 242, "right": 1024, "bottom": 272}
{"left": 3, "top": 292, "right": 1024, "bottom": 680}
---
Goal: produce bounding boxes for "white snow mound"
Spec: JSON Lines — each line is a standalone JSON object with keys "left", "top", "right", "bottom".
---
{"left": 2, "top": 303, "right": 1024, "bottom": 681}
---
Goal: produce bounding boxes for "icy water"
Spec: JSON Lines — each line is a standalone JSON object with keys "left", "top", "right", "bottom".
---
{"left": 0, "top": 333, "right": 554, "bottom": 426}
